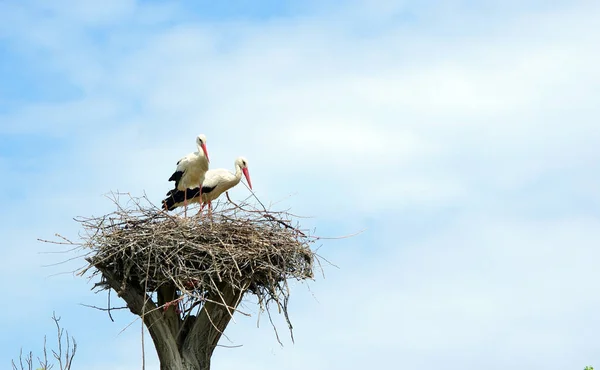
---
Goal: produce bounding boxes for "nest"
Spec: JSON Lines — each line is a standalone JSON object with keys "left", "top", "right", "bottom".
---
{"left": 74, "top": 194, "right": 319, "bottom": 340}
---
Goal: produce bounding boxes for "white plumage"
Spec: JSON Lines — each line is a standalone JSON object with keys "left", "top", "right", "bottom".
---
{"left": 166, "top": 134, "right": 210, "bottom": 216}
{"left": 163, "top": 156, "right": 252, "bottom": 213}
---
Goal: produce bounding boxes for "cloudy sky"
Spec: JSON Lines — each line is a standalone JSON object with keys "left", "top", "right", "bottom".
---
{"left": 1, "top": 0, "right": 600, "bottom": 369}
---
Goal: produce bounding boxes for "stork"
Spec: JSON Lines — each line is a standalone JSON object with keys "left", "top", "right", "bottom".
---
{"left": 162, "top": 156, "right": 252, "bottom": 215}
{"left": 165, "top": 134, "right": 210, "bottom": 217}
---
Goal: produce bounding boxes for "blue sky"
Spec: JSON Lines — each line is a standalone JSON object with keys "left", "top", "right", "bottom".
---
{"left": 1, "top": 0, "right": 600, "bottom": 369}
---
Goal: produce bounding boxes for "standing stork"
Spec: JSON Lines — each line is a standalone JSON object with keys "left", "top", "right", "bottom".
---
{"left": 162, "top": 156, "right": 252, "bottom": 215}
{"left": 165, "top": 134, "right": 210, "bottom": 217}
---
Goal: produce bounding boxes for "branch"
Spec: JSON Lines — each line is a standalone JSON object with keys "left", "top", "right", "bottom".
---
{"left": 12, "top": 313, "right": 76, "bottom": 370}
{"left": 182, "top": 282, "right": 247, "bottom": 366}
{"left": 98, "top": 267, "right": 183, "bottom": 368}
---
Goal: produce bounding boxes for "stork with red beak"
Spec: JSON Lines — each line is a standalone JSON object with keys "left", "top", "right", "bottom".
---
{"left": 163, "top": 156, "right": 252, "bottom": 214}
{"left": 165, "top": 134, "right": 210, "bottom": 217}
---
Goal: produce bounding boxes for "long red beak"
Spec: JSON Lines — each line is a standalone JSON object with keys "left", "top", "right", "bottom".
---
{"left": 201, "top": 143, "right": 210, "bottom": 163}
{"left": 242, "top": 167, "right": 252, "bottom": 190}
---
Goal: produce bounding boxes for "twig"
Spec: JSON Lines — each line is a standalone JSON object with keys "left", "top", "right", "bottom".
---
{"left": 79, "top": 303, "right": 128, "bottom": 313}
{"left": 41, "top": 191, "right": 353, "bottom": 351}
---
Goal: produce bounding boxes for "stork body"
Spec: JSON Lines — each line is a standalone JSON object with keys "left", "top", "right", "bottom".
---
{"left": 163, "top": 156, "right": 252, "bottom": 213}
{"left": 166, "top": 134, "right": 210, "bottom": 216}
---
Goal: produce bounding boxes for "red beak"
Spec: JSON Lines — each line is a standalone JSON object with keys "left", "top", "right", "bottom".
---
{"left": 242, "top": 167, "right": 252, "bottom": 190}
{"left": 201, "top": 143, "right": 210, "bottom": 163}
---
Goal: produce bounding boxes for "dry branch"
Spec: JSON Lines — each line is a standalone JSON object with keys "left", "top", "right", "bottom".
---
{"left": 78, "top": 194, "right": 315, "bottom": 321}
{"left": 52, "top": 193, "right": 320, "bottom": 369}
{"left": 12, "top": 312, "right": 77, "bottom": 370}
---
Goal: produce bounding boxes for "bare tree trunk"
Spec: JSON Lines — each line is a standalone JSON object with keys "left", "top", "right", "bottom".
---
{"left": 181, "top": 283, "right": 245, "bottom": 369}
{"left": 99, "top": 269, "right": 245, "bottom": 370}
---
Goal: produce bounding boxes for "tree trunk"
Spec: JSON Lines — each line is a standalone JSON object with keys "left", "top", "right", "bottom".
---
{"left": 99, "top": 269, "right": 246, "bottom": 370}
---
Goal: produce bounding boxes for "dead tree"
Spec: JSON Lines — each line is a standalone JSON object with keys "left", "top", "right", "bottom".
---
{"left": 12, "top": 312, "right": 77, "bottom": 370}
{"left": 60, "top": 194, "right": 318, "bottom": 370}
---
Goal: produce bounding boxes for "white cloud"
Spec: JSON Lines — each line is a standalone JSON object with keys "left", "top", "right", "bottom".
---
{"left": 207, "top": 215, "right": 600, "bottom": 370}
{"left": 1, "top": 0, "right": 600, "bottom": 369}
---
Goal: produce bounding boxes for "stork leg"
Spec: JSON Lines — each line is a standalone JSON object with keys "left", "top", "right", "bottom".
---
{"left": 199, "top": 185, "right": 203, "bottom": 214}
{"left": 196, "top": 185, "right": 204, "bottom": 217}
{"left": 183, "top": 189, "right": 188, "bottom": 218}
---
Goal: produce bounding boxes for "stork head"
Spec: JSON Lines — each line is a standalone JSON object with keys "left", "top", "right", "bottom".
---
{"left": 236, "top": 156, "right": 252, "bottom": 190}
{"left": 196, "top": 134, "right": 210, "bottom": 163}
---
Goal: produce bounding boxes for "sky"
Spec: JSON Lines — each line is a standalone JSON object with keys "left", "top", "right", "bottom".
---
{"left": 1, "top": 0, "right": 600, "bottom": 369}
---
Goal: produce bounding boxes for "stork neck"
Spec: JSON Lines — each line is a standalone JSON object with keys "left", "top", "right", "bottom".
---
{"left": 233, "top": 164, "right": 243, "bottom": 183}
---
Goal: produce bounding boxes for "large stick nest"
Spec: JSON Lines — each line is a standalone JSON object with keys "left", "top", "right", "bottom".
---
{"left": 75, "top": 193, "right": 319, "bottom": 333}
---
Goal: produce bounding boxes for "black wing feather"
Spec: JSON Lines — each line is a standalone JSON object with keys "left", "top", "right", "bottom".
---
{"left": 168, "top": 170, "right": 184, "bottom": 189}
{"left": 162, "top": 185, "right": 216, "bottom": 211}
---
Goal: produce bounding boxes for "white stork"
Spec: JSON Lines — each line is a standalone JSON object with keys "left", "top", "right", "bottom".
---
{"left": 165, "top": 134, "right": 210, "bottom": 217}
{"left": 162, "top": 156, "right": 252, "bottom": 214}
